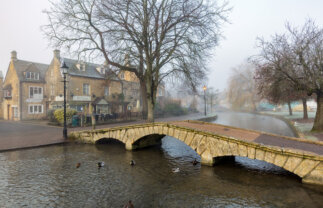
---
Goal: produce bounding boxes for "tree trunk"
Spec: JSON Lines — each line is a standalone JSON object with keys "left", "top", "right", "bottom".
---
{"left": 147, "top": 95, "right": 154, "bottom": 122}
{"left": 140, "top": 80, "right": 148, "bottom": 119}
{"left": 302, "top": 98, "right": 308, "bottom": 119}
{"left": 312, "top": 92, "right": 323, "bottom": 131}
{"left": 145, "top": 75, "right": 155, "bottom": 122}
{"left": 288, "top": 101, "right": 293, "bottom": 116}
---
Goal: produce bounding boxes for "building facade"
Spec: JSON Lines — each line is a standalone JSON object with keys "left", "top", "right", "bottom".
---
{"left": 1, "top": 50, "right": 142, "bottom": 120}
{"left": 1, "top": 51, "right": 48, "bottom": 120}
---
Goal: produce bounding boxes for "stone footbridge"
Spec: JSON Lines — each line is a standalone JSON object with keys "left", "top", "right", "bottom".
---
{"left": 70, "top": 120, "right": 323, "bottom": 185}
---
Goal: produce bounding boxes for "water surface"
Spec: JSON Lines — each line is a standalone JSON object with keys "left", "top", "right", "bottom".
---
{"left": 0, "top": 111, "right": 322, "bottom": 207}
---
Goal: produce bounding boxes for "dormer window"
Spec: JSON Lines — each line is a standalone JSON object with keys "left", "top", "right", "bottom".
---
{"left": 120, "top": 72, "right": 125, "bottom": 80}
{"left": 96, "top": 67, "right": 105, "bottom": 74}
{"left": 76, "top": 62, "right": 86, "bottom": 71}
{"left": 26, "top": 72, "right": 39, "bottom": 80}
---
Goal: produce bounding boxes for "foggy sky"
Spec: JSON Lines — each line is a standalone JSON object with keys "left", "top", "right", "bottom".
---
{"left": 1, "top": 0, "right": 323, "bottom": 91}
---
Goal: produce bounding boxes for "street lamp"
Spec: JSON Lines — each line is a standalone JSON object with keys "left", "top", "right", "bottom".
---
{"left": 203, "top": 85, "right": 207, "bottom": 116}
{"left": 61, "top": 61, "right": 68, "bottom": 139}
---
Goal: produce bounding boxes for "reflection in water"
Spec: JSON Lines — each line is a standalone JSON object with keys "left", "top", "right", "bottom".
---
{"left": 214, "top": 111, "right": 296, "bottom": 137}
{"left": 0, "top": 111, "right": 322, "bottom": 207}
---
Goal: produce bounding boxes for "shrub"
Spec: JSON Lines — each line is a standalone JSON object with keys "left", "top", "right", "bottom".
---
{"left": 163, "top": 103, "right": 187, "bottom": 116}
{"left": 53, "top": 108, "right": 77, "bottom": 125}
{"left": 47, "top": 109, "right": 56, "bottom": 122}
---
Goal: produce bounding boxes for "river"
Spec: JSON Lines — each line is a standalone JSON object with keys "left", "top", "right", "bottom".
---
{"left": 0, "top": 111, "right": 322, "bottom": 207}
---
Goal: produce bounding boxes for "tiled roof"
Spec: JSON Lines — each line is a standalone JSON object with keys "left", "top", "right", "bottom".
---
{"left": 12, "top": 59, "right": 49, "bottom": 82}
{"left": 62, "top": 58, "right": 106, "bottom": 79}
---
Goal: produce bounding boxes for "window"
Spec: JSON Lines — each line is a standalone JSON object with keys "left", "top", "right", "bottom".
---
{"left": 104, "top": 86, "right": 109, "bottom": 96}
{"left": 4, "top": 90, "right": 11, "bottom": 98}
{"left": 70, "top": 105, "right": 84, "bottom": 112}
{"left": 29, "top": 86, "right": 43, "bottom": 98}
{"left": 26, "top": 72, "right": 40, "bottom": 80}
{"left": 83, "top": 84, "right": 90, "bottom": 95}
{"left": 13, "top": 107, "right": 18, "bottom": 118}
{"left": 28, "top": 104, "right": 43, "bottom": 114}
{"left": 120, "top": 72, "right": 125, "bottom": 80}
{"left": 77, "top": 63, "right": 86, "bottom": 71}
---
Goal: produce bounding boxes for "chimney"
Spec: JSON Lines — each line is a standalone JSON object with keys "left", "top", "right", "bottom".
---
{"left": 124, "top": 54, "right": 130, "bottom": 67}
{"left": 11, "top": 51, "right": 17, "bottom": 61}
{"left": 53, "top": 49, "right": 60, "bottom": 59}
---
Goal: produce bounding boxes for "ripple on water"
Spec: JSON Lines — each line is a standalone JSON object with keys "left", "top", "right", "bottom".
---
{"left": 0, "top": 137, "right": 322, "bottom": 207}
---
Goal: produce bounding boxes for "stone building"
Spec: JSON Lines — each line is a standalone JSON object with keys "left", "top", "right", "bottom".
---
{"left": 45, "top": 50, "right": 141, "bottom": 115}
{"left": 1, "top": 51, "right": 48, "bottom": 120}
{"left": 0, "top": 50, "right": 142, "bottom": 120}
{"left": 0, "top": 71, "right": 3, "bottom": 119}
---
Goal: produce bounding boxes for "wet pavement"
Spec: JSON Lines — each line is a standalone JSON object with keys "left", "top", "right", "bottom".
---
{"left": 0, "top": 121, "right": 64, "bottom": 151}
{"left": 0, "top": 113, "right": 205, "bottom": 151}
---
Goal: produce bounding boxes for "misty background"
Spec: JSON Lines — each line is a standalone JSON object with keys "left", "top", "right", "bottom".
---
{"left": 1, "top": 0, "right": 323, "bottom": 92}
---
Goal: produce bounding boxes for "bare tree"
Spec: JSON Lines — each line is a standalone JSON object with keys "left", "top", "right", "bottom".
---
{"left": 254, "top": 63, "right": 309, "bottom": 117}
{"left": 43, "top": 0, "right": 230, "bottom": 121}
{"left": 254, "top": 19, "right": 323, "bottom": 130}
{"left": 227, "top": 63, "right": 259, "bottom": 111}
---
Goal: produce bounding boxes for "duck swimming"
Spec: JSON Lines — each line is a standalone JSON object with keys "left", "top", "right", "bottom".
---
{"left": 192, "top": 159, "right": 199, "bottom": 166}
{"left": 76, "top": 163, "right": 81, "bottom": 168}
{"left": 97, "top": 162, "right": 105, "bottom": 168}
{"left": 172, "top": 167, "right": 180, "bottom": 173}
{"left": 130, "top": 160, "right": 136, "bottom": 166}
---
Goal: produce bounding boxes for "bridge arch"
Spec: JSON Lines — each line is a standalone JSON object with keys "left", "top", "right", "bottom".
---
{"left": 95, "top": 137, "right": 125, "bottom": 145}
{"left": 71, "top": 123, "right": 323, "bottom": 185}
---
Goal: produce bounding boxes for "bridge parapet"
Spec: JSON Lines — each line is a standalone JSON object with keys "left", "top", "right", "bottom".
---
{"left": 70, "top": 122, "right": 323, "bottom": 185}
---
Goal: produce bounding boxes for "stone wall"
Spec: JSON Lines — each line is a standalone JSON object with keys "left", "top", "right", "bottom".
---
{"left": 2, "top": 61, "right": 20, "bottom": 120}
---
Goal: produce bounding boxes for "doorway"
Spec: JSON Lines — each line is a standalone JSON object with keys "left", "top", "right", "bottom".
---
{"left": 7, "top": 104, "right": 10, "bottom": 120}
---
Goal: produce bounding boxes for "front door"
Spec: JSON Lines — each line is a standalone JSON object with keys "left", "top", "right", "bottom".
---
{"left": 12, "top": 107, "right": 18, "bottom": 120}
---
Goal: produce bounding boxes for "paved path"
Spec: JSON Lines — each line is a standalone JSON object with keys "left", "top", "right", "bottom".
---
{"left": 0, "top": 113, "right": 205, "bottom": 152}
{"left": 171, "top": 121, "right": 323, "bottom": 155}
{"left": 0, "top": 120, "right": 64, "bottom": 152}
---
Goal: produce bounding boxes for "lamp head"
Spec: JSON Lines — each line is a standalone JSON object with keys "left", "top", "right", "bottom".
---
{"left": 203, "top": 85, "right": 207, "bottom": 91}
{"left": 60, "top": 61, "right": 69, "bottom": 74}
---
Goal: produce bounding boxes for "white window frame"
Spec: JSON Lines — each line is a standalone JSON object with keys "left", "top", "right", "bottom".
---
{"left": 28, "top": 104, "right": 43, "bottom": 114}
{"left": 13, "top": 107, "right": 18, "bottom": 118}
{"left": 104, "top": 86, "right": 109, "bottom": 96}
{"left": 4, "top": 90, "right": 11, "bottom": 97}
{"left": 83, "top": 83, "right": 90, "bottom": 95}
{"left": 26, "top": 72, "right": 40, "bottom": 80}
{"left": 29, "top": 86, "right": 43, "bottom": 99}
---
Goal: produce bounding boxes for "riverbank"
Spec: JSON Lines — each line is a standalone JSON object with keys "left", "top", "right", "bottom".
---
{"left": 260, "top": 111, "right": 323, "bottom": 142}
{"left": 0, "top": 113, "right": 216, "bottom": 152}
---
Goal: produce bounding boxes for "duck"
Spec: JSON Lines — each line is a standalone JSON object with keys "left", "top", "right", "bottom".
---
{"left": 124, "top": 200, "right": 134, "bottom": 208}
{"left": 76, "top": 163, "right": 81, "bottom": 168}
{"left": 172, "top": 167, "right": 180, "bottom": 173}
{"left": 192, "top": 159, "right": 199, "bottom": 166}
{"left": 130, "top": 160, "right": 136, "bottom": 166}
{"left": 97, "top": 161, "right": 105, "bottom": 168}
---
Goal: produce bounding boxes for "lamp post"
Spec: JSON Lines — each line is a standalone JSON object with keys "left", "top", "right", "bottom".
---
{"left": 61, "top": 61, "right": 68, "bottom": 139}
{"left": 203, "top": 85, "right": 207, "bottom": 116}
